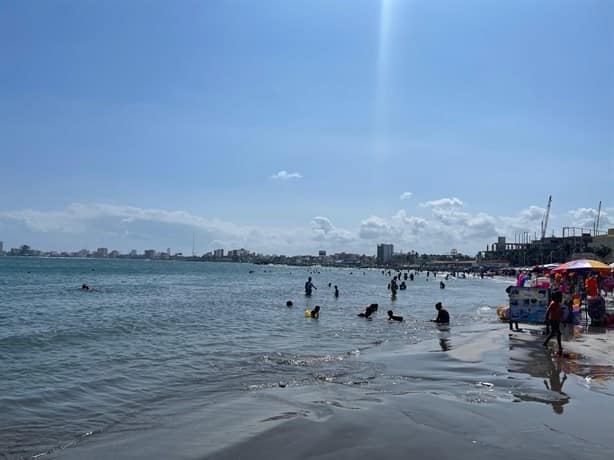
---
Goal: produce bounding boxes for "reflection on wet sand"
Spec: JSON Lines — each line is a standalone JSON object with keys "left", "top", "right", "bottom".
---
{"left": 542, "top": 359, "right": 569, "bottom": 414}
{"left": 508, "top": 326, "right": 614, "bottom": 413}
{"left": 508, "top": 341, "right": 571, "bottom": 414}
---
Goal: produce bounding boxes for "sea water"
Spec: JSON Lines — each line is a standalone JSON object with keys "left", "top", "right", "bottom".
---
{"left": 0, "top": 258, "right": 508, "bottom": 459}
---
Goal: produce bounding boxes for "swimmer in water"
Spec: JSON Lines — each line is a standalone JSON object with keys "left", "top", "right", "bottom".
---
{"left": 358, "top": 303, "right": 378, "bottom": 318}
{"left": 310, "top": 305, "right": 320, "bottom": 319}
{"left": 440, "top": 281, "right": 445, "bottom": 289}
{"left": 286, "top": 300, "right": 293, "bottom": 307}
{"left": 387, "top": 310, "right": 403, "bottom": 322}
{"left": 81, "top": 283, "right": 90, "bottom": 290}
{"left": 334, "top": 285, "right": 339, "bottom": 297}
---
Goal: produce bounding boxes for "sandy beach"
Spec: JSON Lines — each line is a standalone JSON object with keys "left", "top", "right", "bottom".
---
{"left": 54, "top": 323, "right": 614, "bottom": 460}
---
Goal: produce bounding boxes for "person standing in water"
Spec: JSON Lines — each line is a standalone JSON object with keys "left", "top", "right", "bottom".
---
{"left": 431, "top": 302, "right": 450, "bottom": 324}
{"left": 334, "top": 285, "right": 339, "bottom": 297}
{"left": 305, "top": 276, "right": 316, "bottom": 296}
{"left": 390, "top": 276, "right": 398, "bottom": 298}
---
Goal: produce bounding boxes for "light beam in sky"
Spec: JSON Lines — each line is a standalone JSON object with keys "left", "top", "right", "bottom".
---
{"left": 374, "top": 0, "right": 395, "bottom": 157}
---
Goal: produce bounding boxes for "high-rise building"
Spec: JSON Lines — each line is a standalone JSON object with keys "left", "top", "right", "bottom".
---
{"left": 0, "top": 241, "right": 3, "bottom": 255}
{"left": 318, "top": 250, "right": 326, "bottom": 257}
{"left": 213, "top": 249, "right": 224, "bottom": 259}
{"left": 377, "top": 243, "right": 393, "bottom": 265}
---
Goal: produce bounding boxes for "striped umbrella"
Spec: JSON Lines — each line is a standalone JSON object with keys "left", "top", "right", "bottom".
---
{"left": 551, "top": 259, "right": 612, "bottom": 274}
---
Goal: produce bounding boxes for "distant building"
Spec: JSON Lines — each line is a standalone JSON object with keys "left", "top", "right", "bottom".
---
{"left": 0, "top": 241, "right": 3, "bottom": 255}
{"left": 590, "top": 228, "right": 614, "bottom": 263}
{"left": 94, "top": 248, "right": 108, "bottom": 258}
{"left": 144, "top": 249, "right": 156, "bottom": 259}
{"left": 480, "top": 227, "right": 614, "bottom": 266}
{"left": 377, "top": 243, "right": 394, "bottom": 265}
{"left": 450, "top": 248, "right": 458, "bottom": 256}
{"left": 129, "top": 249, "right": 138, "bottom": 257}
{"left": 318, "top": 250, "right": 326, "bottom": 257}
{"left": 496, "top": 237, "right": 507, "bottom": 252}
{"left": 213, "top": 248, "right": 224, "bottom": 259}
{"left": 109, "top": 250, "right": 120, "bottom": 258}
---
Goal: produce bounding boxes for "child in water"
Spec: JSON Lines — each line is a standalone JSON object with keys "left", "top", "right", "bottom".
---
{"left": 309, "top": 305, "right": 320, "bottom": 319}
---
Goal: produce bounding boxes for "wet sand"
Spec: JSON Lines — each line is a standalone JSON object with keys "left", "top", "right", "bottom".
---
{"left": 55, "top": 324, "right": 614, "bottom": 460}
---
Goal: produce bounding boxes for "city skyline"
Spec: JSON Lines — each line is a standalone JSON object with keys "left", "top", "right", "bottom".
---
{"left": 1, "top": 1, "right": 612, "bottom": 256}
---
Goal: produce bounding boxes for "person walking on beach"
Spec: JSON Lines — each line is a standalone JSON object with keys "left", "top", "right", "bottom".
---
{"left": 544, "top": 291, "right": 564, "bottom": 354}
{"left": 430, "top": 302, "right": 450, "bottom": 324}
{"left": 305, "top": 277, "right": 316, "bottom": 296}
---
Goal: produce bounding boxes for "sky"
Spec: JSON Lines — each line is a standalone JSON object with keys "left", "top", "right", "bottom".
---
{"left": 0, "top": 0, "right": 612, "bottom": 256}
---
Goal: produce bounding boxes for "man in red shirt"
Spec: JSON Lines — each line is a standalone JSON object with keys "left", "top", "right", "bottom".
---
{"left": 585, "top": 275, "right": 598, "bottom": 297}
{"left": 544, "top": 291, "right": 564, "bottom": 354}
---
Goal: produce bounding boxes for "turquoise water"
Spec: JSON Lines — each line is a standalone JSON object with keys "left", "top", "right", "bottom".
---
{"left": 0, "top": 258, "right": 507, "bottom": 459}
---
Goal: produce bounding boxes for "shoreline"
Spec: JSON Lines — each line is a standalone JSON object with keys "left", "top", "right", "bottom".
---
{"left": 53, "top": 323, "right": 613, "bottom": 460}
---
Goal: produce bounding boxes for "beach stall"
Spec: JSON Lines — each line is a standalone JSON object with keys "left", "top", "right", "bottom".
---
{"left": 507, "top": 286, "right": 550, "bottom": 324}
{"left": 552, "top": 259, "right": 612, "bottom": 325}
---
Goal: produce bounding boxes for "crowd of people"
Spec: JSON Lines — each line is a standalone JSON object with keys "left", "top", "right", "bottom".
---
{"left": 291, "top": 272, "right": 451, "bottom": 325}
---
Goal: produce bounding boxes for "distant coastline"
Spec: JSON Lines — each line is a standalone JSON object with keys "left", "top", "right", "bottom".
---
{"left": 0, "top": 252, "right": 478, "bottom": 272}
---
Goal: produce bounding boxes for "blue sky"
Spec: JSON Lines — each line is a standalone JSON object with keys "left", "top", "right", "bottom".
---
{"left": 1, "top": 0, "right": 612, "bottom": 255}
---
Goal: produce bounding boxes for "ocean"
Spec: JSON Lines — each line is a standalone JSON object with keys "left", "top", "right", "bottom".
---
{"left": 15, "top": 258, "right": 614, "bottom": 459}
{"left": 0, "top": 257, "right": 508, "bottom": 458}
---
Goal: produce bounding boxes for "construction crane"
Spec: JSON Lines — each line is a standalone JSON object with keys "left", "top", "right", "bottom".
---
{"left": 540, "top": 195, "right": 552, "bottom": 240}
{"left": 595, "top": 201, "right": 602, "bottom": 235}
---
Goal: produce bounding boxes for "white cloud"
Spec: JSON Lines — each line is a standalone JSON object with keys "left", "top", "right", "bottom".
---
{"left": 1, "top": 200, "right": 609, "bottom": 256}
{"left": 568, "top": 207, "right": 614, "bottom": 230}
{"left": 270, "top": 170, "right": 302, "bottom": 180}
{"left": 311, "top": 217, "right": 355, "bottom": 244}
{"left": 359, "top": 216, "right": 402, "bottom": 240}
{"left": 399, "top": 192, "right": 413, "bottom": 201}
{"left": 356, "top": 201, "right": 554, "bottom": 253}
{"left": 0, "top": 203, "right": 308, "bottom": 254}
{"left": 419, "top": 197, "right": 464, "bottom": 208}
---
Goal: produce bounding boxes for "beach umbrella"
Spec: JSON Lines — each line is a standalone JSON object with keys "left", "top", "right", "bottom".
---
{"left": 551, "top": 259, "right": 611, "bottom": 275}
{"left": 543, "top": 263, "right": 560, "bottom": 269}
